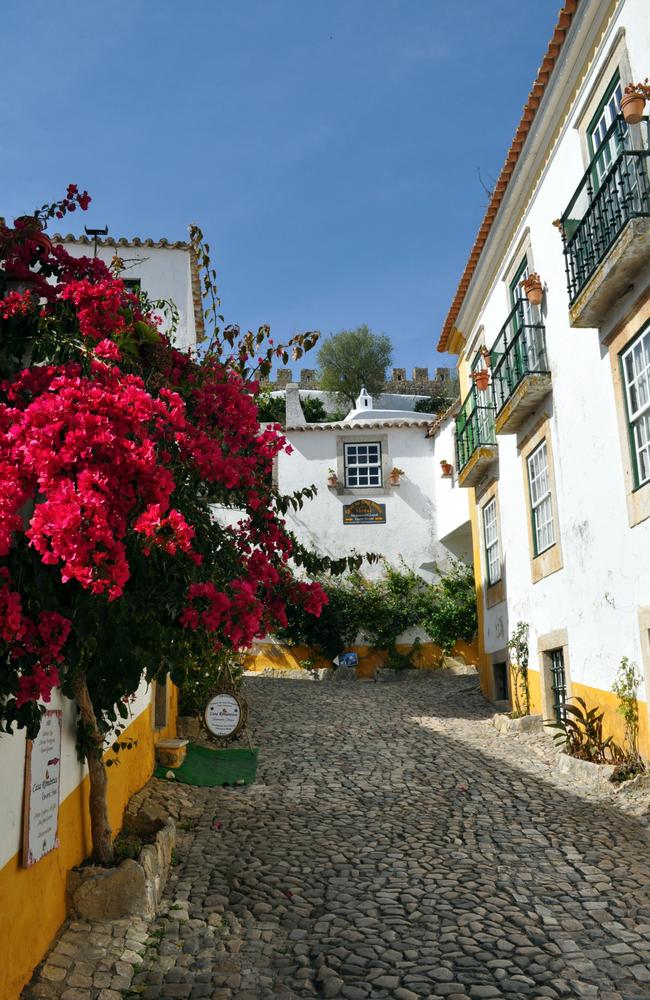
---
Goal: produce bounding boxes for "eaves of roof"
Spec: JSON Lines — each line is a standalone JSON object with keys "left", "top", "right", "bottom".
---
{"left": 285, "top": 419, "right": 435, "bottom": 432}
{"left": 425, "top": 397, "right": 461, "bottom": 438}
{"left": 437, "top": 0, "right": 581, "bottom": 353}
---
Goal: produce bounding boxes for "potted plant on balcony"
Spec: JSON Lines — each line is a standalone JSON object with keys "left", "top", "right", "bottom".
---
{"left": 440, "top": 460, "right": 453, "bottom": 477}
{"left": 389, "top": 467, "right": 405, "bottom": 486}
{"left": 622, "top": 80, "right": 650, "bottom": 125}
{"left": 521, "top": 272, "right": 544, "bottom": 306}
{"left": 327, "top": 468, "right": 338, "bottom": 487}
{"left": 471, "top": 368, "right": 490, "bottom": 392}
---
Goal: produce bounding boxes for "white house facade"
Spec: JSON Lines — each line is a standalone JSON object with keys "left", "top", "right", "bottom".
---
{"left": 439, "top": 0, "right": 650, "bottom": 747}
{"left": 278, "top": 385, "right": 471, "bottom": 581}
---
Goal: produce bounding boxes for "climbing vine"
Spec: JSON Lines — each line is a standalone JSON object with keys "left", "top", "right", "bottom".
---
{"left": 507, "top": 621, "right": 530, "bottom": 717}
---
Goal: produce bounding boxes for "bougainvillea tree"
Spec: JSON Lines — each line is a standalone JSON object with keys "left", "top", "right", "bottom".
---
{"left": 0, "top": 190, "right": 367, "bottom": 863}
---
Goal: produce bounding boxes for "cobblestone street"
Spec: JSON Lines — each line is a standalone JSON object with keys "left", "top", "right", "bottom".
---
{"left": 28, "top": 670, "right": 650, "bottom": 1000}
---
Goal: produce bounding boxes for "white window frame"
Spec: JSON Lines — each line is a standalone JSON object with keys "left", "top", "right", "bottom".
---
{"left": 622, "top": 327, "right": 650, "bottom": 488}
{"left": 527, "top": 441, "right": 555, "bottom": 555}
{"left": 344, "top": 441, "right": 383, "bottom": 489}
{"left": 482, "top": 498, "right": 501, "bottom": 586}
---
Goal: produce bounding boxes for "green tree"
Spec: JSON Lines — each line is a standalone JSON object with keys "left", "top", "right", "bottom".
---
{"left": 317, "top": 325, "right": 392, "bottom": 407}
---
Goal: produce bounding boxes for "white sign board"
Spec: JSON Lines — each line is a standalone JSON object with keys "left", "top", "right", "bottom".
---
{"left": 22, "top": 710, "right": 62, "bottom": 867}
{"left": 204, "top": 693, "right": 242, "bottom": 738}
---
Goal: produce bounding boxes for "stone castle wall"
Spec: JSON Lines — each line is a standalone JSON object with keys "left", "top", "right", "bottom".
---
{"left": 262, "top": 366, "right": 453, "bottom": 396}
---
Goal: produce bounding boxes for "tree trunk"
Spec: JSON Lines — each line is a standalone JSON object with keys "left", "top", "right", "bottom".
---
{"left": 72, "top": 672, "right": 113, "bottom": 865}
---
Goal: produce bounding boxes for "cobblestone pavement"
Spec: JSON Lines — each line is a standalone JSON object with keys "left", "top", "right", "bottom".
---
{"left": 26, "top": 669, "right": 650, "bottom": 1000}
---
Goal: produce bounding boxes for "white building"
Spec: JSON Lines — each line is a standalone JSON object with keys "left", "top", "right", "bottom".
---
{"left": 278, "top": 385, "right": 471, "bottom": 579}
{"left": 52, "top": 232, "right": 204, "bottom": 350}
{"left": 439, "top": 0, "right": 650, "bottom": 746}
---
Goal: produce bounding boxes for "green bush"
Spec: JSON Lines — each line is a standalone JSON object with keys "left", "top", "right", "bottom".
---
{"left": 277, "top": 561, "right": 477, "bottom": 665}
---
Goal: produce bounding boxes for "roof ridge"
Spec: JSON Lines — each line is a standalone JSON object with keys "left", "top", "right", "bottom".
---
{"left": 437, "top": 0, "right": 581, "bottom": 353}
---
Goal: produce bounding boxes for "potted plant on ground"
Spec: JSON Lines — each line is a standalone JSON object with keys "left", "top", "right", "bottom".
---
{"left": 521, "top": 272, "right": 544, "bottom": 306}
{"left": 622, "top": 80, "right": 649, "bottom": 125}
{"left": 440, "top": 460, "right": 453, "bottom": 477}
{"left": 389, "top": 467, "right": 405, "bottom": 486}
{"left": 327, "top": 468, "right": 338, "bottom": 487}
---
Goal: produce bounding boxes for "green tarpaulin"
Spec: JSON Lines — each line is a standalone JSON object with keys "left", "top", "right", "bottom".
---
{"left": 155, "top": 744, "right": 258, "bottom": 787}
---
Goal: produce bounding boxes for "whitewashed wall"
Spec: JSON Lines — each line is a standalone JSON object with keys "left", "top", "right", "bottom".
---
{"left": 53, "top": 242, "right": 198, "bottom": 351}
{"left": 279, "top": 422, "right": 467, "bottom": 580}
{"left": 0, "top": 681, "right": 155, "bottom": 871}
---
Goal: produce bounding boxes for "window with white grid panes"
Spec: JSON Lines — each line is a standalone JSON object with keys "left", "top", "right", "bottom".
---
{"left": 621, "top": 327, "right": 650, "bottom": 488}
{"left": 482, "top": 498, "right": 501, "bottom": 585}
{"left": 527, "top": 441, "right": 555, "bottom": 555}
{"left": 344, "top": 442, "right": 382, "bottom": 488}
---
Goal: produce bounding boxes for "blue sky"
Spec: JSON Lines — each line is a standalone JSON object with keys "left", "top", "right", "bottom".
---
{"left": 2, "top": 1, "right": 560, "bottom": 374}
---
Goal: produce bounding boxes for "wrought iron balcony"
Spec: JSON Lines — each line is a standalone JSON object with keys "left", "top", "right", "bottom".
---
{"left": 490, "top": 300, "right": 552, "bottom": 434}
{"left": 455, "top": 385, "right": 497, "bottom": 487}
{"left": 560, "top": 115, "right": 650, "bottom": 326}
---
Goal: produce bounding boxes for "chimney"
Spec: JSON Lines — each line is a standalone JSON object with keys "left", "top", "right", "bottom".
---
{"left": 285, "top": 383, "right": 305, "bottom": 426}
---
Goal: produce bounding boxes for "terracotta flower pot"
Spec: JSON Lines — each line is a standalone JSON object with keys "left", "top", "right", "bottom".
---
{"left": 622, "top": 92, "right": 646, "bottom": 125}
{"left": 327, "top": 475, "right": 337, "bottom": 487}
{"left": 440, "top": 461, "right": 453, "bottom": 477}
{"left": 472, "top": 369, "right": 490, "bottom": 391}
{"left": 522, "top": 274, "right": 544, "bottom": 306}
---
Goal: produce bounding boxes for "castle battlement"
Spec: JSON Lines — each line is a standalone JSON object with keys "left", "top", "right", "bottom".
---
{"left": 262, "top": 366, "right": 453, "bottom": 395}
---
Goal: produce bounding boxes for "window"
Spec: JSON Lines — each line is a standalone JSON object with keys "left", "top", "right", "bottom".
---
{"left": 549, "top": 648, "right": 567, "bottom": 723}
{"left": 527, "top": 441, "right": 555, "bottom": 555}
{"left": 588, "top": 72, "right": 623, "bottom": 188}
{"left": 123, "top": 278, "right": 142, "bottom": 295}
{"left": 621, "top": 327, "right": 650, "bottom": 488}
{"left": 482, "top": 498, "right": 501, "bottom": 585}
{"left": 344, "top": 442, "right": 382, "bottom": 488}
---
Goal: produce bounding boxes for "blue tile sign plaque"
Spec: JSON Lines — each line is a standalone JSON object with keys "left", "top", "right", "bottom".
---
{"left": 342, "top": 499, "right": 386, "bottom": 524}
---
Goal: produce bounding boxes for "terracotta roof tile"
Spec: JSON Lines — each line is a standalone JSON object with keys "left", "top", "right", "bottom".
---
{"left": 437, "top": 2, "right": 582, "bottom": 352}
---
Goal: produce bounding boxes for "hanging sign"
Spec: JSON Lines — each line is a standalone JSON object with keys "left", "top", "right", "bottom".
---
{"left": 204, "top": 691, "right": 246, "bottom": 739}
{"left": 22, "top": 709, "right": 62, "bottom": 867}
{"left": 343, "top": 499, "right": 386, "bottom": 524}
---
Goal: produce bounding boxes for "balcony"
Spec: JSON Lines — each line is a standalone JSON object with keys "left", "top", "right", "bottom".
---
{"left": 560, "top": 116, "right": 650, "bottom": 327}
{"left": 491, "top": 300, "right": 552, "bottom": 435}
{"left": 455, "top": 385, "right": 497, "bottom": 487}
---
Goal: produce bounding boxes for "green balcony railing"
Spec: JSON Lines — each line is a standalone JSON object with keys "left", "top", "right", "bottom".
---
{"left": 560, "top": 115, "right": 650, "bottom": 303}
{"left": 490, "top": 300, "right": 549, "bottom": 414}
{"left": 455, "top": 384, "right": 496, "bottom": 474}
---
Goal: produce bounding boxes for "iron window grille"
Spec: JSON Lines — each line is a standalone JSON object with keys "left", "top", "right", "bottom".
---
{"left": 549, "top": 648, "right": 567, "bottom": 723}
{"left": 344, "top": 442, "right": 382, "bottom": 488}
{"left": 527, "top": 441, "right": 555, "bottom": 556}
{"left": 621, "top": 325, "right": 650, "bottom": 488}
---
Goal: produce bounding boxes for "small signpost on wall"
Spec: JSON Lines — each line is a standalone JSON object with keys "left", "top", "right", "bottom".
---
{"left": 22, "top": 709, "right": 62, "bottom": 867}
{"left": 342, "top": 499, "right": 386, "bottom": 524}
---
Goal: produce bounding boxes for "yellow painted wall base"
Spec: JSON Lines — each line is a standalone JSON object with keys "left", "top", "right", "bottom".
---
{"left": 245, "top": 640, "right": 479, "bottom": 680}
{"left": 526, "top": 668, "right": 650, "bottom": 758}
{"left": 0, "top": 686, "right": 178, "bottom": 1000}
